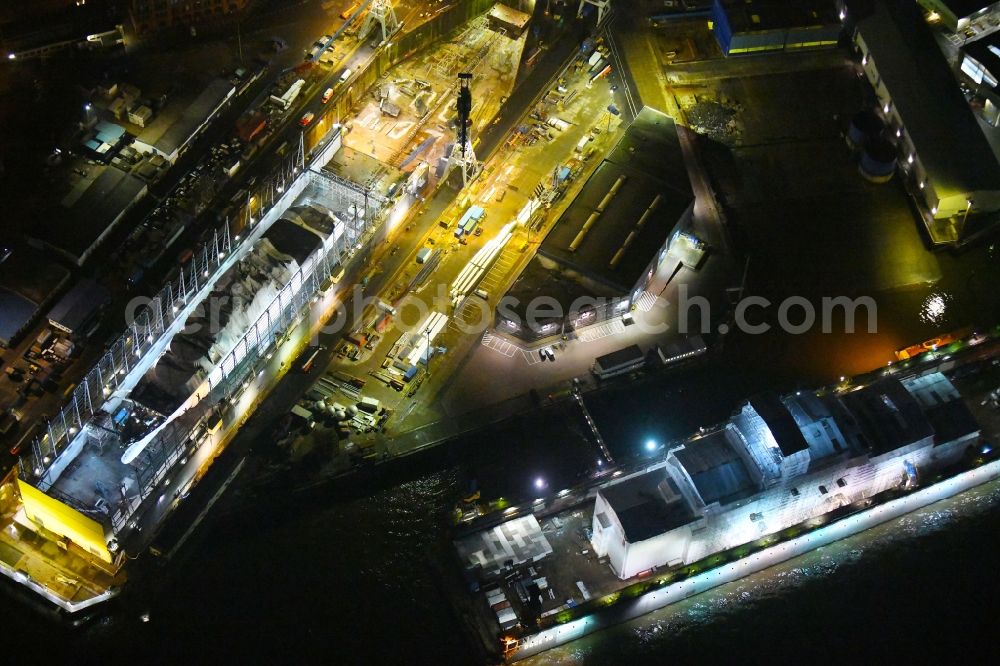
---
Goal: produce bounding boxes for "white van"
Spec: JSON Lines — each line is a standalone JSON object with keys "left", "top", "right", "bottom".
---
{"left": 474, "top": 288, "right": 488, "bottom": 300}
{"left": 339, "top": 68, "right": 352, "bottom": 83}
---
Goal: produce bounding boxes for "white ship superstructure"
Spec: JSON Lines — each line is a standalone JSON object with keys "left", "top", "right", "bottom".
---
{"left": 592, "top": 372, "right": 981, "bottom": 579}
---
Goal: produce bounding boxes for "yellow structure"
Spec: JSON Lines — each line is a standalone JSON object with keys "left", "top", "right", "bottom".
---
{"left": 16, "top": 479, "right": 112, "bottom": 564}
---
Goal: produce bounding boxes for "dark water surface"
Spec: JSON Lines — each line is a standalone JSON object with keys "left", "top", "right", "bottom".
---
{"left": 4, "top": 359, "right": 1000, "bottom": 664}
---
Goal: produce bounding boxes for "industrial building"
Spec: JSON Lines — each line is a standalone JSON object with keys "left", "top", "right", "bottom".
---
{"left": 853, "top": 0, "right": 1000, "bottom": 244}
{"left": 33, "top": 165, "right": 149, "bottom": 266}
{"left": 486, "top": 3, "right": 531, "bottom": 38}
{"left": 455, "top": 515, "right": 553, "bottom": 577}
{"left": 30, "top": 77, "right": 234, "bottom": 266}
{"left": 916, "top": 0, "right": 1000, "bottom": 33}
{"left": 710, "top": 0, "right": 842, "bottom": 56}
{"left": 134, "top": 78, "right": 236, "bottom": 164}
{"left": 0, "top": 246, "right": 71, "bottom": 348}
{"left": 591, "top": 372, "right": 980, "bottom": 579}
{"left": 80, "top": 121, "right": 130, "bottom": 163}
{"left": 46, "top": 279, "right": 112, "bottom": 340}
{"left": 958, "top": 31, "right": 1000, "bottom": 127}
{"left": 495, "top": 107, "right": 694, "bottom": 343}
{"left": 1, "top": 128, "right": 390, "bottom": 607}
{"left": 129, "top": 0, "right": 250, "bottom": 35}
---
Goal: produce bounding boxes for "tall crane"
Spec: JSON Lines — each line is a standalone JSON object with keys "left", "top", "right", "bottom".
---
{"left": 359, "top": 0, "right": 400, "bottom": 44}
{"left": 445, "top": 73, "right": 481, "bottom": 187}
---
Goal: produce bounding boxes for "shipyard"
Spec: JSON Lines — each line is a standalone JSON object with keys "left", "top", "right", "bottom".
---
{"left": 1, "top": 0, "right": 999, "bottom": 663}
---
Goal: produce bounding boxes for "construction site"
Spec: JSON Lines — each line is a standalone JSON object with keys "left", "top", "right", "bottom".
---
{"left": 0, "top": 0, "right": 534, "bottom": 611}
{"left": 0, "top": 128, "right": 389, "bottom": 610}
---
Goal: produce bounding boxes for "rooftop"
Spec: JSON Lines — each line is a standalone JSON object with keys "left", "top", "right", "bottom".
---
{"left": 600, "top": 468, "right": 695, "bottom": 543}
{"left": 923, "top": 399, "right": 981, "bottom": 444}
{"left": 839, "top": 377, "right": 936, "bottom": 456}
{"left": 595, "top": 344, "right": 646, "bottom": 370}
{"left": 749, "top": 392, "right": 810, "bottom": 457}
{"left": 0, "top": 246, "right": 71, "bottom": 346}
{"left": 673, "top": 428, "right": 760, "bottom": 506}
{"left": 47, "top": 278, "right": 111, "bottom": 335}
{"left": 487, "top": 3, "right": 531, "bottom": 36}
{"left": 40, "top": 166, "right": 148, "bottom": 265}
{"left": 454, "top": 514, "right": 553, "bottom": 575}
{"left": 150, "top": 78, "right": 235, "bottom": 159}
{"left": 538, "top": 107, "right": 693, "bottom": 294}
{"left": 503, "top": 253, "right": 621, "bottom": 326}
{"left": 856, "top": 0, "right": 1000, "bottom": 196}
{"left": 716, "top": 0, "right": 841, "bottom": 32}
{"left": 782, "top": 392, "right": 865, "bottom": 462}
{"left": 902, "top": 372, "right": 981, "bottom": 445}
{"left": 0, "top": 288, "right": 37, "bottom": 348}
{"left": 936, "top": 0, "right": 996, "bottom": 19}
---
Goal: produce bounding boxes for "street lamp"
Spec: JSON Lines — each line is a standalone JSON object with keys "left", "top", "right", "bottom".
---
{"left": 645, "top": 439, "right": 657, "bottom": 452}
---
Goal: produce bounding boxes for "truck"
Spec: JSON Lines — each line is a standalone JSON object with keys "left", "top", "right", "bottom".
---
{"left": 304, "top": 35, "right": 332, "bottom": 61}
{"left": 236, "top": 111, "right": 267, "bottom": 143}
{"left": 455, "top": 205, "right": 486, "bottom": 238}
{"left": 416, "top": 247, "right": 433, "bottom": 264}
{"left": 592, "top": 344, "right": 646, "bottom": 380}
{"left": 269, "top": 79, "right": 305, "bottom": 110}
{"left": 28, "top": 329, "right": 54, "bottom": 357}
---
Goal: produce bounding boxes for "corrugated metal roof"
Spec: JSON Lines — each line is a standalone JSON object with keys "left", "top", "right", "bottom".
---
{"left": 674, "top": 429, "right": 759, "bottom": 506}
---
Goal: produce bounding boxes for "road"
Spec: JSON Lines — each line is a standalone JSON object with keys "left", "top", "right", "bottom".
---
{"left": 0, "top": 0, "right": 425, "bottom": 474}
{"left": 148, "top": 4, "right": 605, "bottom": 550}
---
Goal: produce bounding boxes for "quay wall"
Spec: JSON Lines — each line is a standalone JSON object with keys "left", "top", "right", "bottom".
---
{"left": 510, "top": 457, "right": 1000, "bottom": 661}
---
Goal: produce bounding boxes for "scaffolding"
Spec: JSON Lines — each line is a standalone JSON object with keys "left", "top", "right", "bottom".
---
{"left": 21, "top": 128, "right": 389, "bottom": 540}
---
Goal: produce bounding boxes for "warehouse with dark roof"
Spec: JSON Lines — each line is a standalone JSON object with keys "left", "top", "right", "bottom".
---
{"left": 495, "top": 107, "right": 694, "bottom": 342}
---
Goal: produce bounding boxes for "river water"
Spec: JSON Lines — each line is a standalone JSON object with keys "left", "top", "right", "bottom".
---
{"left": 5, "top": 369, "right": 1000, "bottom": 664}
{"left": 4, "top": 209, "right": 999, "bottom": 664}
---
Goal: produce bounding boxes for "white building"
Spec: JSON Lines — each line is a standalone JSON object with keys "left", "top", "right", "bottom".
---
{"left": 852, "top": 0, "right": 1000, "bottom": 244}
{"left": 591, "top": 372, "right": 981, "bottom": 580}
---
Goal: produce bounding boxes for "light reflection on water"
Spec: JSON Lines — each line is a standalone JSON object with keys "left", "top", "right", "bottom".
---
{"left": 919, "top": 291, "right": 952, "bottom": 326}
{"left": 524, "top": 478, "right": 1000, "bottom": 666}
